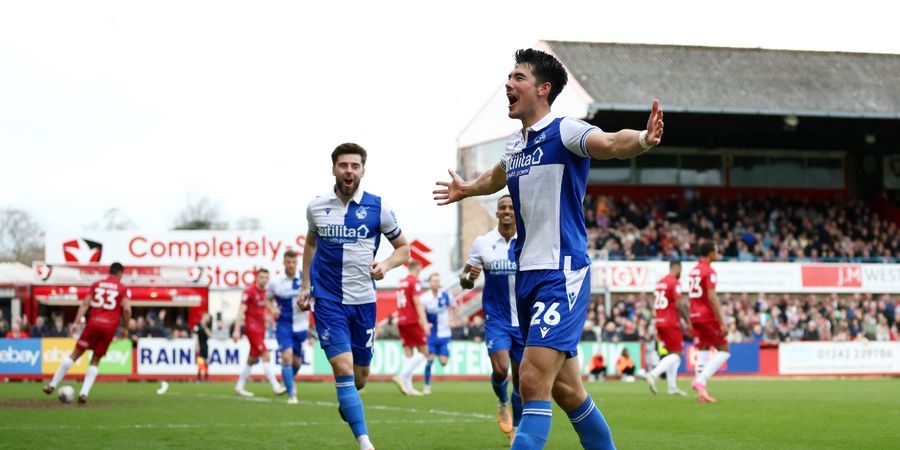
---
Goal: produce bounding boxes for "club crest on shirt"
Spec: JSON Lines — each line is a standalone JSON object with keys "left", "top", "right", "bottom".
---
{"left": 320, "top": 328, "right": 331, "bottom": 342}
{"left": 534, "top": 132, "right": 546, "bottom": 144}
{"left": 355, "top": 206, "right": 368, "bottom": 220}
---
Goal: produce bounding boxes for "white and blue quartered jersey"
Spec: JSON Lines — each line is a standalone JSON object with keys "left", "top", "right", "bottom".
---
{"left": 266, "top": 272, "right": 310, "bottom": 332}
{"left": 423, "top": 289, "right": 455, "bottom": 340}
{"left": 307, "top": 187, "right": 402, "bottom": 305}
{"left": 500, "top": 113, "right": 599, "bottom": 272}
{"left": 467, "top": 228, "right": 518, "bottom": 327}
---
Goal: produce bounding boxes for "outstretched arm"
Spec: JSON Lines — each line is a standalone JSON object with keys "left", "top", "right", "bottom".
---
{"left": 434, "top": 163, "right": 507, "bottom": 206}
{"left": 585, "top": 99, "right": 664, "bottom": 160}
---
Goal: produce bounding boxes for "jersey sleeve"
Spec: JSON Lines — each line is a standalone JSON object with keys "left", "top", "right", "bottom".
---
{"left": 706, "top": 269, "right": 718, "bottom": 291}
{"left": 241, "top": 289, "right": 249, "bottom": 305}
{"left": 413, "top": 280, "right": 422, "bottom": 295}
{"left": 466, "top": 237, "right": 484, "bottom": 267}
{"left": 265, "top": 281, "right": 275, "bottom": 299}
{"left": 499, "top": 131, "right": 522, "bottom": 171}
{"left": 306, "top": 200, "right": 316, "bottom": 232}
{"left": 379, "top": 199, "right": 402, "bottom": 241}
{"left": 560, "top": 117, "right": 601, "bottom": 158}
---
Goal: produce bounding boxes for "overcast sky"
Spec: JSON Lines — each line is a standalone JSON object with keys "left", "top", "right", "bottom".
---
{"left": 2, "top": 0, "right": 898, "bottom": 237}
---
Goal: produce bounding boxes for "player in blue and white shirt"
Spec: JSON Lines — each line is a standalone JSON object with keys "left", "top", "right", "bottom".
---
{"left": 420, "top": 273, "right": 455, "bottom": 395}
{"left": 266, "top": 249, "right": 309, "bottom": 405}
{"left": 435, "top": 49, "right": 664, "bottom": 450}
{"left": 460, "top": 194, "right": 523, "bottom": 440}
{"left": 299, "top": 143, "right": 410, "bottom": 450}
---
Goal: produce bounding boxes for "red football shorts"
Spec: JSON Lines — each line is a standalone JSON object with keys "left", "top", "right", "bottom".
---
{"left": 656, "top": 325, "right": 684, "bottom": 354}
{"left": 398, "top": 323, "right": 426, "bottom": 347}
{"left": 246, "top": 327, "right": 267, "bottom": 358}
{"left": 76, "top": 322, "right": 117, "bottom": 358}
{"left": 692, "top": 320, "right": 727, "bottom": 348}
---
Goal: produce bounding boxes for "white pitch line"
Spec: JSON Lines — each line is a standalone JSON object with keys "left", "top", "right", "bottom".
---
{"left": 177, "top": 392, "right": 494, "bottom": 420}
{"left": 0, "top": 418, "right": 484, "bottom": 432}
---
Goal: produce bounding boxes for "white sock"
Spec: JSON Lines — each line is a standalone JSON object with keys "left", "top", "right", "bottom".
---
{"left": 402, "top": 352, "right": 426, "bottom": 388}
{"left": 665, "top": 354, "right": 681, "bottom": 391}
{"left": 358, "top": 434, "right": 373, "bottom": 450}
{"left": 263, "top": 361, "right": 279, "bottom": 389}
{"left": 50, "top": 356, "right": 74, "bottom": 388}
{"left": 698, "top": 352, "right": 730, "bottom": 385}
{"left": 236, "top": 364, "right": 252, "bottom": 390}
{"left": 650, "top": 354, "right": 678, "bottom": 378}
{"left": 80, "top": 365, "right": 99, "bottom": 397}
{"left": 694, "top": 351, "right": 709, "bottom": 382}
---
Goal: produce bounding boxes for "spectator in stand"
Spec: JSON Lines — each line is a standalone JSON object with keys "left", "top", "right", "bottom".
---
{"left": 46, "top": 315, "right": 69, "bottom": 337}
{"left": 212, "top": 319, "right": 230, "bottom": 341}
{"left": 0, "top": 310, "right": 8, "bottom": 335}
{"left": 173, "top": 315, "right": 190, "bottom": 338}
{"left": 875, "top": 316, "right": 891, "bottom": 341}
{"left": 621, "top": 321, "right": 639, "bottom": 341}
{"left": 588, "top": 352, "right": 606, "bottom": 382}
{"left": 616, "top": 348, "right": 635, "bottom": 382}
{"left": 802, "top": 321, "right": 821, "bottom": 341}
{"left": 601, "top": 321, "right": 621, "bottom": 343}
{"left": 6, "top": 320, "right": 29, "bottom": 338}
{"left": 30, "top": 316, "right": 47, "bottom": 338}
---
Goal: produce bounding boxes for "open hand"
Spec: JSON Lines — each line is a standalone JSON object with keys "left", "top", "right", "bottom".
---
{"left": 433, "top": 169, "right": 467, "bottom": 206}
{"left": 645, "top": 99, "right": 664, "bottom": 146}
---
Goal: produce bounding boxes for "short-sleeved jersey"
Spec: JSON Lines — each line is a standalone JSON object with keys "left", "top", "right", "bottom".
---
{"left": 307, "top": 188, "right": 402, "bottom": 305}
{"left": 500, "top": 114, "right": 599, "bottom": 272}
{"left": 241, "top": 284, "right": 267, "bottom": 330}
{"left": 87, "top": 276, "right": 130, "bottom": 328}
{"left": 467, "top": 228, "right": 518, "bottom": 327}
{"left": 267, "top": 272, "right": 310, "bottom": 332}
{"left": 653, "top": 274, "right": 682, "bottom": 327}
{"left": 423, "top": 289, "right": 454, "bottom": 339}
{"left": 396, "top": 274, "right": 423, "bottom": 326}
{"left": 688, "top": 260, "right": 719, "bottom": 323}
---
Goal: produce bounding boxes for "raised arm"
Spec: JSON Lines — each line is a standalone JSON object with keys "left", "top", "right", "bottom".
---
{"left": 584, "top": 99, "right": 664, "bottom": 160}
{"left": 434, "top": 163, "right": 507, "bottom": 206}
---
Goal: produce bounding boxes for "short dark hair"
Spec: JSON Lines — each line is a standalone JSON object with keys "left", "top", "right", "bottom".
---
{"left": 699, "top": 242, "right": 717, "bottom": 258}
{"left": 514, "top": 49, "right": 568, "bottom": 105}
{"left": 283, "top": 250, "right": 298, "bottom": 259}
{"left": 331, "top": 143, "right": 367, "bottom": 166}
{"left": 109, "top": 262, "right": 124, "bottom": 276}
{"left": 669, "top": 260, "right": 681, "bottom": 269}
{"left": 408, "top": 260, "right": 421, "bottom": 270}
{"left": 256, "top": 268, "right": 269, "bottom": 275}
{"left": 497, "top": 194, "right": 512, "bottom": 205}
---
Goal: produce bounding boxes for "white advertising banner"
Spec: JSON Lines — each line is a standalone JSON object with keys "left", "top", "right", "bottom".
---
{"left": 45, "top": 230, "right": 453, "bottom": 289}
{"left": 136, "top": 338, "right": 316, "bottom": 376}
{"left": 779, "top": 342, "right": 900, "bottom": 375}
{"left": 591, "top": 261, "right": 900, "bottom": 294}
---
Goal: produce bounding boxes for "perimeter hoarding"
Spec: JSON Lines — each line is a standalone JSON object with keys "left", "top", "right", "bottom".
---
{"left": 779, "top": 342, "right": 900, "bottom": 375}
{"left": 592, "top": 261, "right": 900, "bottom": 294}
{"left": 45, "top": 231, "right": 452, "bottom": 289}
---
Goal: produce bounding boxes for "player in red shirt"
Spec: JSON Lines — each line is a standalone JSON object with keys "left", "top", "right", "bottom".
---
{"left": 392, "top": 260, "right": 430, "bottom": 396}
{"left": 688, "top": 242, "right": 731, "bottom": 403}
{"left": 644, "top": 260, "right": 691, "bottom": 396}
{"left": 43, "top": 262, "right": 132, "bottom": 404}
{"left": 232, "top": 268, "right": 287, "bottom": 397}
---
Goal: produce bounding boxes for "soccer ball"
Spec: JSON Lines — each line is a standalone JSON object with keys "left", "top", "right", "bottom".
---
{"left": 58, "top": 385, "right": 76, "bottom": 404}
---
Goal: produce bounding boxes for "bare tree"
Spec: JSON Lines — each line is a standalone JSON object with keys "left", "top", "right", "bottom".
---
{"left": 173, "top": 196, "right": 228, "bottom": 230}
{"left": 0, "top": 208, "right": 44, "bottom": 264}
{"left": 87, "top": 208, "right": 136, "bottom": 231}
{"left": 233, "top": 217, "right": 262, "bottom": 231}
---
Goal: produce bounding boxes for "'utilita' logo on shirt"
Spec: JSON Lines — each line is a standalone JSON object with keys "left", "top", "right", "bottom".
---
{"left": 317, "top": 224, "right": 370, "bottom": 244}
{"left": 506, "top": 147, "right": 543, "bottom": 171}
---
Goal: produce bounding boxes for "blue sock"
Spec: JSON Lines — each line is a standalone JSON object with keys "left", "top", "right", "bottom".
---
{"left": 511, "top": 400, "right": 552, "bottom": 450}
{"left": 566, "top": 395, "right": 615, "bottom": 450}
{"left": 491, "top": 377, "right": 510, "bottom": 404}
{"left": 511, "top": 389, "right": 523, "bottom": 427}
{"left": 335, "top": 375, "right": 367, "bottom": 438}
{"left": 282, "top": 365, "right": 296, "bottom": 396}
{"left": 424, "top": 360, "right": 434, "bottom": 386}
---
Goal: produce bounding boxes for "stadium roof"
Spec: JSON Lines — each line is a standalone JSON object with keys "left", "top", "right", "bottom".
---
{"left": 544, "top": 40, "right": 900, "bottom": 119}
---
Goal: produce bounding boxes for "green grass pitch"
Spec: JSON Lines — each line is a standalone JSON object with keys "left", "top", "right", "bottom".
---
{"left": 2, "top": 378, "right": 898, "bottom": 449}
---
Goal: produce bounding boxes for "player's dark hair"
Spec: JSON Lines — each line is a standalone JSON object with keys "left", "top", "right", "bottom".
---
{"left": 514, "top": 49, "right": 568, "bottom": 105}
{"left": 109, "top": 262, "right": 124, "bottom": 276}
{"left": 669, "top": 260, "right": 681, "bottom": 269}
{"left": 283, "top": 250, "right": 298, "bottom": 259}
{"left": 408, "top": 260, "right": 421, "bottom": 270}
{"left": 497, "top": 194, "right": 512, "bottom": 205}
{"left": 331, "top": 143, "right": 368, "bottom": 167}
{"left": 256, "top": 268, "right": 269, "bottom": 275}
{"left": 699, "top": 242, "right": 716, "bottom": 258}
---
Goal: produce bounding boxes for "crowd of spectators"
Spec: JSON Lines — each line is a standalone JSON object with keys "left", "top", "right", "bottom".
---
{"left": 584, "top": 193, "right": 899, "bottom": 262}
{"left": 582, "top": 292, "right": 899, "bottom": 345}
